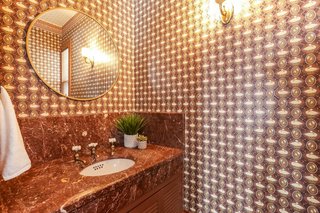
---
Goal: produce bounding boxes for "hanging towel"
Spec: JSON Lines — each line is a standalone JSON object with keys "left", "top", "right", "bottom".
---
{"left": 0, "top": 86, "right": 31, "bottom": 181}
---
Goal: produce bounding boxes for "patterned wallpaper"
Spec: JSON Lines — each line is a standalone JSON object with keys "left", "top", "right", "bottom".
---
{"left": 0, "top": 0, "right": 135, "bottom": 117}
{"left": 134, "top": 0, "right": 320, "bottom": 212}
{"left": 1, "top": 0, "right": 320, "bottom": 212}
{"left": 29, "top": 26, "right": 61, "bottom": 91}
{"left": 62, "top": 14, "right": 118, "bottom": 98}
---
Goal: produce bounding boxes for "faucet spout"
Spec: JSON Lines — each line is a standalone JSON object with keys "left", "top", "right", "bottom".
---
{"left": 90, "top": 147, "right": 97, "bottom": 163}
{"left": 74, "top": 152, "right": 86, "bottom": 168}
{"left": 72, "top": 145, "right": 86, "bottom": 168}
{"left": 75, "top": 158, "right": 86, "bottom": 168}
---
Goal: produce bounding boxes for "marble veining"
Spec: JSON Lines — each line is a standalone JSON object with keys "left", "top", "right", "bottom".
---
{"left": 139, "top": 112, "right": 185, "bottom": 149}
{"left": 17, "top": 113, "right": 184, "bottom": 165}
{"left": 0, "top": 113, "right": 184, "bottom": 212}
{"left": 0, "top": 145, "right": 183, "bottom": 213}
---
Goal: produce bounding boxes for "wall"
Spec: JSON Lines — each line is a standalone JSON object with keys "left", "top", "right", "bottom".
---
{"left": 0, "top": 0, "right": 135, "bottom": 117}
{"left": 29, "top": 26, "right": 61, "bottom": 91}
{"left": 134, "top": 0, "right": 320, "bottom": 212}
{"left": 1, "top": 0, "right": 320, "bottom": 212}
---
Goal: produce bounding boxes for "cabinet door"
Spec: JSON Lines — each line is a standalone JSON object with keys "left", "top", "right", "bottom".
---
{"left": 129, "top": 176, "right": 182, "bottom": 213}
{"left": 129, "top": 192, "right": 161, "bottom": 213}
{"left": 161, "top": 176, "right": 182, "bottom": 213}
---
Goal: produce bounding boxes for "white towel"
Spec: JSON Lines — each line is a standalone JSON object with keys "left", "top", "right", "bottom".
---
{"left": 0, "top": 86, "right": 31, "bottom": 181}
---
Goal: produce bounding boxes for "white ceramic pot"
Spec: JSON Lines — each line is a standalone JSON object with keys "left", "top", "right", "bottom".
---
{"left": 138, "top": 141, "right": 147, "bottom": 150}
{"left": 124, "top": 134, "right": 138, "bottom": 148}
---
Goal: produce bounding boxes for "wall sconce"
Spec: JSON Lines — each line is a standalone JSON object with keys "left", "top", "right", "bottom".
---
{"left": 81, "top": 47, "right": 95, "bottom": 68}
{"left": 215, "top": 0, "right": 234, "bottom": 24}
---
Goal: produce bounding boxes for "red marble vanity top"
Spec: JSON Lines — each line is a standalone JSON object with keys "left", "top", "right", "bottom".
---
{"left": 0, "top": 145, "right": 183, "bottom": 213}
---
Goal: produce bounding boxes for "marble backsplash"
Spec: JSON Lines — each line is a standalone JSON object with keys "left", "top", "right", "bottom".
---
{"left": 139, "top": 112, "right": 185, "bottom": 149}
{"left": 18, "top": 112, "right": 184, "bottom": 165}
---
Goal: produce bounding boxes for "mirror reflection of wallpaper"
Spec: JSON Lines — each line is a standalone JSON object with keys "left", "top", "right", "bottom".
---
{"left": 1, "top": 0, "right": 134, "bottom": 117}
{"left": 62, "top": 14, "right": 118, "bottom": 98}
{"left": 30, "top": 27, "right": 61, "bottom": 91}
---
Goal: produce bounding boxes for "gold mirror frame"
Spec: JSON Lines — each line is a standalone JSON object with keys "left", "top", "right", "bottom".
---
{"left": 26, "top": 7, "right": 120, "bottom": 101}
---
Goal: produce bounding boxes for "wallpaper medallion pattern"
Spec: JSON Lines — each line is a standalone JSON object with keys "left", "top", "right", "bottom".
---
{"left": 1, "top": 0, "right": 320, "bottom": 212}
{"left": 134, "top": 0, "right": 320, "bottom": 212}
{"left": 30, "top": 26, "right": 61, "bottom": 91}
{"left": 0, "top": 0, "right": 134, "bottom": 117}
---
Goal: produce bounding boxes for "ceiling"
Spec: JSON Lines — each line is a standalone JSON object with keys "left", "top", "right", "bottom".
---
{"left": 39, "top": 9, "right": 78, "bottom": 27}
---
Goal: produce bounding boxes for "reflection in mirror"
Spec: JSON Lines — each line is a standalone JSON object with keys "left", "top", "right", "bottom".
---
{"left": 27, "top": 8, "right": 119, "bottom": 100}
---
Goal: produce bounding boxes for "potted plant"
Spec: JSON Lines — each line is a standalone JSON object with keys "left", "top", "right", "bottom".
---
{"left": 115, "top": 114, "right": 146, "bottom": 148}
{"left": 137, "top": 134, "right": 148, "bottom": 150}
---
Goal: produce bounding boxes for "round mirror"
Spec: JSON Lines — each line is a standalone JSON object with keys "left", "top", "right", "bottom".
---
{"left": 26, "top": 8, "right": 119, "bottom": 100}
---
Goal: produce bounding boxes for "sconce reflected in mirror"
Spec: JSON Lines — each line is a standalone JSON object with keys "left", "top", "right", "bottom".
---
{"left": 81, "top": 47, "right": 95, "bottom": 68}
{"left": 215, "top": 0, "right": 234, "bottom": 24}
{"left": 81, "top": 47, "right": 112, "bottom": 69}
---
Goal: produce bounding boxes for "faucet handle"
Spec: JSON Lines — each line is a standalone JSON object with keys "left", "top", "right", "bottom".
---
{"left": 72, "top": 145, "right": 81, "bottom": 152}
{"left": 109, "top": 138, "right": 116, "bottom": 144}
{"left": 88, "top": 143, "right": 98, "bottom": 163}
{"left": 88, "top": 143, "right": 98, "bottom": 148}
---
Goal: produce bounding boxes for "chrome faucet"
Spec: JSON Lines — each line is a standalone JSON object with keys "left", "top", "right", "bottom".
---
{"left": 72, "top": 145, "right": 86, "bottom": 168}
{"left": 88, "top": 143, "right": 98, "bottom": 163}
{"left": 109, "top": 138, "right": 117, "bottom": 156}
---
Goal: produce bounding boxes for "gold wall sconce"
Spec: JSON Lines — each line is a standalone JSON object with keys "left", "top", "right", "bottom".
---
{"left": 215, "top": 0, "right": 234, "bottom": 24}
{"left": 81, "top": 47, "right": 95, "bottom": 68}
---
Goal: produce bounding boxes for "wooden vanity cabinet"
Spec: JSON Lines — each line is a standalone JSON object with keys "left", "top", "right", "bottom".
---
{"left": 119, "top": 172, "right": 183, "bottom": 213}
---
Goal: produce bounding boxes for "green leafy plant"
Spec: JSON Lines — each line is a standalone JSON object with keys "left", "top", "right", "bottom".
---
{"left": 115, "top": 114, "right": 147, "bottom": 135}
{"left": 137, "top": 134, "right": 148, "bottom": 142}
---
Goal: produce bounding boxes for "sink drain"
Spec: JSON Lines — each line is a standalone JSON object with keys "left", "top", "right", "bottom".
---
{"left": 93, "top": 164, "right": 104, "bottom": 171}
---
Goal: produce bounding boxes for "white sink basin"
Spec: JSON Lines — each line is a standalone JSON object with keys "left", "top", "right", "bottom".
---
{"left": 80, "top": 158, "right": 135, "bottom": 176}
